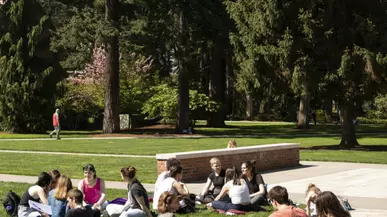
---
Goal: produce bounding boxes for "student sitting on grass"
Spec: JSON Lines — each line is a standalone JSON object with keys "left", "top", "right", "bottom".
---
{"left": 78, "top": 164, "right": 108, "bottom": 211}
{"left": 315, "top": 191, "right": 351, "bottom": 217}
{"left": 197, "top": 157, "right": 226, "bottom": 204}
{"left": 48, "top": 175, "right": 73, "bottom": 217}
{"left": 268, "top": 186, "right": 307, "bottom": 217}
{"left": 305, "top": 183, "right": 321, "bottom": 217}
{"left": 157, "top": 192, "right": 180, "bottom": 217}
{"left": 48, "top": 169, "right": 61, "bottom": 191}
{"left": 241, "top": 160, "right": 267, "bottom": 210}
{"left": 154, "top": 158, "right": 181, "bottom": 193}
{"left": 152, "top": 165, "right": 190, "bottom": 212}
{"left": 65, "top": 189, "right": 93, "bottom": 217}
{"left": 104, "top": 166, "right": 152, "bottom": 217}
{"left": 208, "top": 167, "right": 252, "bottom": 213}
{"left": 18, "top": 172, "right": 52, "bottom": 217}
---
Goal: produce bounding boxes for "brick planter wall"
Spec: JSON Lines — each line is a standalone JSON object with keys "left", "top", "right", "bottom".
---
{"left": 156, "top": 143, "right": 300, "bottom": 182}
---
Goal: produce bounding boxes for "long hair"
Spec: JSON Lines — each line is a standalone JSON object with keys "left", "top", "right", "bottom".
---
{"left": 225, "top": 167, "right": 241, "bottom": 185}
{"left": 242, "top": 160, "right": 256, "bottom": 176}
{"left": 315, "top": 191, "right": 350, "bottom": 217}
{"left": 36, "top": 172, "right": 52, "bottom": 188}
{"left": 54, "top": 175, "right": 73, "bottom": 200}
{"left": 83, "top": 164, "right": 97, "bottom": 179}
{"left": 306, "top": 183, "right": 322, "bottom": 202}
{"left": 121, "top": 166, "right": 137, "bottom": 180}
{"left": 169, "top": 165, "right": 183, "bottom": 178}
{"left": 157, "top": 192, "right": 178, "bottom": 213}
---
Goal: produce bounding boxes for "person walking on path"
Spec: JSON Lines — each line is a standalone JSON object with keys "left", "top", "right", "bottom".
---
{"left": 49, "top": 109, "right": 61, "bottom": 140}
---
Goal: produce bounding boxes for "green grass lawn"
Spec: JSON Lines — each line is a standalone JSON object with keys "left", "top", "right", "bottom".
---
{"left": 0, "top": 122, "right": 385, "bottom": 139}
{"left": 0, "top": 153, "right": 156, "bottom": 183}
{"left": 0, "top": 181, "right": 274, "bottom": 217}
{"left": 0, "top": 136, "right": 385, "bottom": 154}
{"left": 0, "top": 138, "right": 386, "bottom": 181}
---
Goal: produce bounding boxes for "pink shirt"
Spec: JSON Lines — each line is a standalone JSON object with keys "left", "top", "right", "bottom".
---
{"left": 83, "top": 178, "right": 101, "bottom": 204}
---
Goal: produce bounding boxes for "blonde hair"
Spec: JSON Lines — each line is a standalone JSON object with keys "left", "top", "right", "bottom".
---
{"left": 227, "top": 140, "right": 237, "bottom": 148}
{"left": 54, "top": 175, "right": 73, "bottom": 200}
{"left": 306, "top": 183, "right": 322, "bottom": 195}
{"left": 210, "top": 157, "right": 221, "bottom": 166}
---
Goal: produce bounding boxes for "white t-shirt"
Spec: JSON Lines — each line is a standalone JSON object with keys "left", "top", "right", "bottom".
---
{"left": 155, "top": 171, "right": 169, "bottom": 193}
{"left": 152, "top": 177, "right": 177, "bottom": 210}
{"left": 225, "top": 179, "right": 250, "bottom": 204}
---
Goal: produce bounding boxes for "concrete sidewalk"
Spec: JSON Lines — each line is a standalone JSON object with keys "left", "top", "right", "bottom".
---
{"left": 1, "top": 161, "right": 386, "bottom": 217}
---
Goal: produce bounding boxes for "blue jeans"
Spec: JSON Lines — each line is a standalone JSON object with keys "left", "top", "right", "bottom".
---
{"left": 211, "top": 201, "right": 252, "bottom": 212}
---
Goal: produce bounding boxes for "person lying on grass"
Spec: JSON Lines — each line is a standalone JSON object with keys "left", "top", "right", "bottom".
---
{"left": 157, "top": 192, "right": 180, "bottom": 217}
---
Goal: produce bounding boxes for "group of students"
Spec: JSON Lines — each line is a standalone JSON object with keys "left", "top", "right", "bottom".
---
{"left": 15, "top": 157, "right": 351, "bottom": 217}
{"left": 152, "top": 156, "right": 351, "bottom": 217}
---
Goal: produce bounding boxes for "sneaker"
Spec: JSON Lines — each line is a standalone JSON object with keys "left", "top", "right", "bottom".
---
{"left": 49, "top": 134, "right": 52, "bottom": 139}
{"left": 195, "top": 201, "right": 202, "bottom": 205}
{"left": 56, "top": 138, "right": 61, "bottom": 140}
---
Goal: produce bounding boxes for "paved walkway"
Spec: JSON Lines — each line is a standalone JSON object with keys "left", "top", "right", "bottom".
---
{"left": 0, "top": 150, "right": 154, "bottom": 158}
{"left": 1, "top": 161, "right": 386, "bottom": 216}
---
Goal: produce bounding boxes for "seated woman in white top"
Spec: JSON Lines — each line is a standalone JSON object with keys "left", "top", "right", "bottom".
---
{"left": 154, "top": 158, "right": 181, "bottom": 194}
{"left": 207, "top": 167, "right": 252, "bottom": 212}
{"left": 152, "top": 165, "right": 189, "bottom": 211}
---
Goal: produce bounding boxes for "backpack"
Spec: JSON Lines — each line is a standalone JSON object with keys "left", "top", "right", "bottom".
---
{"left": 2, "top": 190, "right": 21, "bottom": 217}
{"left": 176, "top": 196, "right": 196, "bottom": 214}
{"left": 337, "top": 196, "right": 353, "bottom": 211}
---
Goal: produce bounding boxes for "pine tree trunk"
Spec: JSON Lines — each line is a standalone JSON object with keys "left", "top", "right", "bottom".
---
{"left": 207, "top": 37, "right": 225, "bottom": 127}
{"left": 103, "top": 0, "right": 120, "bottom": 133}
{"left": 324, "top": 100, "right": 333, "bottom": 123}
{"left": 246, "top": 93, "right": 253, "bottom": 120}
{"left": 340, "top": 103, "right": 359, "bottom": 148}
{"left": 226, "top": 47, "right": 234, "bottom": 120}
{"left": 176, "top": 11, "right": 190, "bottom": 133}
{"left": 297, "top": 92, "right": 310, "bottom": 129}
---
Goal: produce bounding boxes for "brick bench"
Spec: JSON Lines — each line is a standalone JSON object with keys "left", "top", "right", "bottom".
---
{"left": 156, "top": 143, "right": 300, "bottom": 182}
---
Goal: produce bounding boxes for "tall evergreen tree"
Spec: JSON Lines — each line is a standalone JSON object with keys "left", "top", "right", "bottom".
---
{"left": 103, "top": 0, "right": 120, "bottom": 133}
{"left": 321, "top": 0, "right": 387, "bottom": 147}
{"left": 0, "top": 0, "right": 65, "bottom": 133}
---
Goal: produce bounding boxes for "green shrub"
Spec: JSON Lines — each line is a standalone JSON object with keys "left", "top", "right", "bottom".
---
{"left": 357, "top": 117, "right": 387, "bottom": 124}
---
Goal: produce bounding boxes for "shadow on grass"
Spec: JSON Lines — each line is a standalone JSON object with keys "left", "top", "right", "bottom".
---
{"left": 301, "top": 144, "right": 387, "bottom": 151}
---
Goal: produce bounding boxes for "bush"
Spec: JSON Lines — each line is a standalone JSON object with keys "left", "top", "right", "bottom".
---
{"left": 142, "top": 83, "right": 218, "bottom": 123}
{"left": 357, "top": 117, "right": 387, "bottom": 124}
{"left": 56, "top": 81, "right": 104, "bottom": 130}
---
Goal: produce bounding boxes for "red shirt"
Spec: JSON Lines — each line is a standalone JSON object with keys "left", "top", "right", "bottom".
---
{"left": 269, "top": 206, "right": 308, "bottom": 217}
{"left": 52, "top": 113, "right": 59, "bottom": 126}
